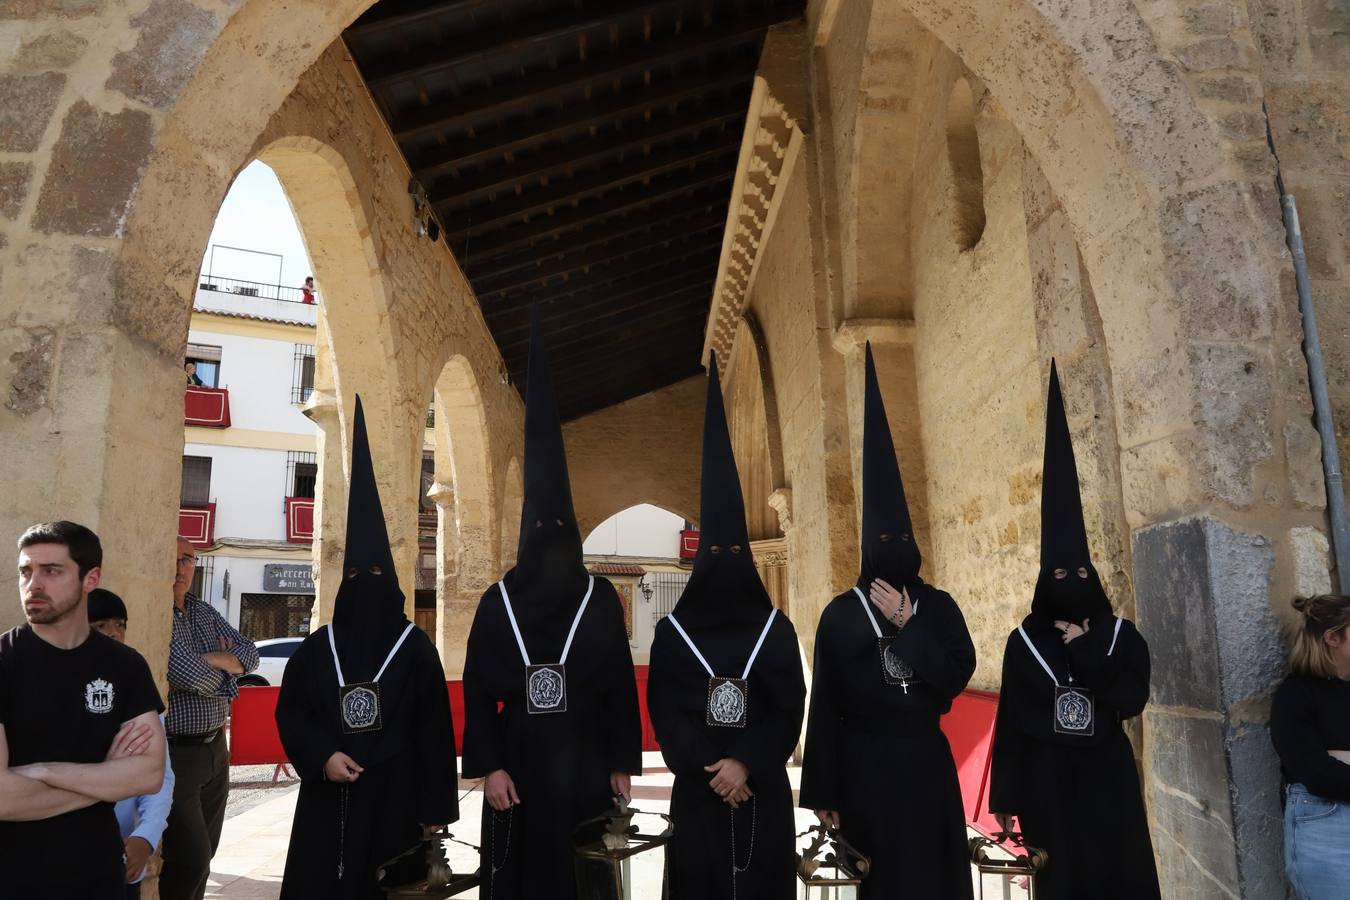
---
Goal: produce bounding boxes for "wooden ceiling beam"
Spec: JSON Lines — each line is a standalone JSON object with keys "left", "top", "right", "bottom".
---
{"left": 499, "top": 296, "right": 711, "bottom": 364}
{"left": 409, "top": 63, "right": 755, "bottom": 179}
{"left": 464, "top": 202, "right": 724, "bottom": 280}
{"left": 345, "top": 0, "right": 489, "bottom": 41}
{"left": 485, "top": 267, "right": 718, "bottom": 335}
{"left": 449, "top": 169, "right": 731, "bottom": 257}
{"left": 436, "top": 140, "right": 738, "bottom": 233}
{"left": 428, "top": 102, "right": 745, "bottom": 205}
{"left": 480, "top": 239, "right": 723, "bottom": 310}
{"left": 364, "top": 0, "right": 681, "bottom": 88}
{"left": 492, "top": 281, "right": 712, "bottom": 348}
{"left": 473, "top": 220, "right": 724, "bottom": 298}
{"left": 391, "top": 10, "right": 785, "bottom": 141}
{"left": 557, "top": 365, "right": 705, "bottom": 421}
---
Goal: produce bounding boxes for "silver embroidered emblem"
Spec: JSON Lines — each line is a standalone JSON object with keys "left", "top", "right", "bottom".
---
{"left": 342, "top": 686, "right": 379, "bottom": 729}
{"left": 1055, "top": 687, "right": 1094, "bottom": 735}
{"left": 85, "top": 678, "right": 114, "bottom": 714}
{"left": 528, "top": 666, "right": 565, "bottom": 711}
{"left": 709, "top": 679, "right": 746, "bottom": 726}
{"left": 882, "top": 645, "right": 913, "bottom": 682}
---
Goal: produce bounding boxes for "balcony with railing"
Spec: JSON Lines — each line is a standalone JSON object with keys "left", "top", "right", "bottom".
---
{"left": 194, "top": 275, "right": 319, "bottom": 326}
{"left": 284, "top": 497, "right": 315, "bottom": 543}
{"left": 178, "top": 503, "right": 217, "bottom": 548}
{"left": 185, "top": 385, "right": 231, "bottom": 427}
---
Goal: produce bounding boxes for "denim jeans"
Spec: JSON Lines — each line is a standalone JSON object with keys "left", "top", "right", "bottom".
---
{"left": 1285, "top": 783, "right": 1350, "bottom": 900}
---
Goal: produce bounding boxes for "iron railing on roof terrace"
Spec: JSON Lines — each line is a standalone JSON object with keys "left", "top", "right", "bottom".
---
{"left": 198, "top": 275, "right": 310, "bottom": 305}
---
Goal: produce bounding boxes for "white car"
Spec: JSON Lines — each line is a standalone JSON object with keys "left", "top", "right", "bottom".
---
{"left": 238, "top": 636, "right": 304, "bottom": 687}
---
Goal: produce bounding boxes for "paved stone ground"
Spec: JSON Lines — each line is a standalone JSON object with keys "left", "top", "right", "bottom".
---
{"left": 206, "top": 755, "right": 1026, "bottom": 899}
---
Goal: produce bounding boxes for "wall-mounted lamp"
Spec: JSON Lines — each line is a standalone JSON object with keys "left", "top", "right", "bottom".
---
{"left": 408, "top": 177, "right": 443, "bottom": 243}
{"left": 638, "top": 574, "right": 654, "bottom": 602}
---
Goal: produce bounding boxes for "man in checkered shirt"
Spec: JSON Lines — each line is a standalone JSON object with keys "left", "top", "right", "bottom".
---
{"left": 159, "top": 538, "right": 258, "bottom": 900}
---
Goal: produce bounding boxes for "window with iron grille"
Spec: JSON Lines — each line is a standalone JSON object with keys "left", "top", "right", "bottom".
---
{"left": 287, "top": 451, "right": 318, "bottom": 498}
{"left": 291, "top": 344, "right": 316, "bottom": 404}
{"left": 190, "top": 555, "right": 215, "bottom": 602}
{"left": 239, "top": 593, "right": 314, "bottom": 641}
{"left": 181, "top": 456, "right": 212, "bottom": 506}
{"left": 649, "top": 571, "right": 691, "bottom": 621}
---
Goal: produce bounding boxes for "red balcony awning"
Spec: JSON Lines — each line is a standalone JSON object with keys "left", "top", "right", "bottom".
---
{"left": 185, "top": 386, "right": 231, "bottom": 427}
{"left": 285, "top": 497, "right": 315, "bottom": 544}
{"left": 178, "top": 504, "right": 216, "bottom": 548}
{"left": 679, "top": 529, "right": 699, "bottom": 561}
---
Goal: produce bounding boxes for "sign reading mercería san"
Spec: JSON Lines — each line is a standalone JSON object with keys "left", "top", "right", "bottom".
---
{"left": 263, "top": 563, "right": 315, "bottom": 593}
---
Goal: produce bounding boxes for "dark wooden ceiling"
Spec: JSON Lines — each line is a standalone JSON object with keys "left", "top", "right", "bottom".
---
{"left": 343, "top": 0, "right": 803, "bottom": 420}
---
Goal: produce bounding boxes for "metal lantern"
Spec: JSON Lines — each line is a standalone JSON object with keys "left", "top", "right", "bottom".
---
{"left": 795, "top": 825, "right": 871, "bottom": 899}
{"left": 968, "top": 829, "right": 1048, "bottom": 900}
{"left": 377, "top": 828, "right": 480, "bottom": 898}
{"left": 572, "top": 796, "right": 673, "bottom": 900}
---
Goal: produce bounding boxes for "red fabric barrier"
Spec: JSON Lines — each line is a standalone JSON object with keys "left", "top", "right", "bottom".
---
{"left": 229, "top": 686, "right": 287, "bottom": 765}
{"left": 230, "top": 676, "right": 1000, "bottom": 827}
{"left": 939, "top": 689, "right": 1000, "bottom": 833}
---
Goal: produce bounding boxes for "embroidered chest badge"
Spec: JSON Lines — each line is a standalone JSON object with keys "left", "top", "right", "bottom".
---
{"left": 85, "top": 678, "right": 114, "bottom": 714}
{"left": 706, "top": 676, "right": 749, "bottom": 728}
{"left": 340, "top": 682, "right": 383, "bottom": 733}
{"left": 526, "top": 663, "right": 567, "bottom": 714}
{"left": 878, "top": 638, "right": 916, "bottom": 692}
{"left": 1053, "top": 684, "right": 1095, "bottom": 736}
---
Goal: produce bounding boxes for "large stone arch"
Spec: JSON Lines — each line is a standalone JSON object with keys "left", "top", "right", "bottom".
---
{"left": 428, "top": 354, "right": 497, "bottom": 675}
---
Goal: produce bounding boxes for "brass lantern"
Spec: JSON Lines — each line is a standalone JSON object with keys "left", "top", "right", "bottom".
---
{"left": 968, "top": 829, "right": 1048, "bottom": 900}
{"left": 796, "top": 825, "right": 871, "bottom": 899}
{"left": 572, "top": 796, "right": 673, "bottom": 900}
{"left": 377, "top": 827, "right": 480, "bottom": 898}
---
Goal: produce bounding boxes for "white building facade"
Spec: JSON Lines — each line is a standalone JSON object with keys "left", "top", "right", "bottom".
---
{"left": 180, "top": 282, "right": 320, "bottom": 646}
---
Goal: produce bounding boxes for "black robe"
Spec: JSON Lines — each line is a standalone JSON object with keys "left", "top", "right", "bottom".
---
{"left": 799, "top": 582, "right": 975, "bottom": 899}
{"left": 275, "top": 624, "right": 458, "bottom": 900}
{"left": 461, "top": 576, "right": 642, "bottom": 900}
{"left": 989, "top": 614, "right": 1160, "bottom": 900}
{"left": 647, "top": 609, "right": 806, "bottom": 900}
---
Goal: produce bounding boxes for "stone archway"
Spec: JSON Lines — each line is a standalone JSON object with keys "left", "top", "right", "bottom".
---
{"left": 499, "top": 457, "right": 523, "bottom": 572}
{"left": 428, "top": 354, "right": 497, "bottom": 676}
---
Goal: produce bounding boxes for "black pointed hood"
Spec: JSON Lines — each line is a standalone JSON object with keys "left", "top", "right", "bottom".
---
{"left": 330, "top": 395, "right": 409, "bottom": 679}
{"left": 857, "top": 343, "right": 922, "bottom": 591}
{"left": 1031, "top": 360, "right": 1111, "bottom": 621}
{"left": 503, "top": 309, "right": 588, "bottom": 610}
{"left": 671, "top": 351, "right": 773, "bottom": 629}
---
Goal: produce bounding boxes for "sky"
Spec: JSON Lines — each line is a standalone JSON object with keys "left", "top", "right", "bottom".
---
{"left": 200, "top": 160, "right": 314, "bottom": 290}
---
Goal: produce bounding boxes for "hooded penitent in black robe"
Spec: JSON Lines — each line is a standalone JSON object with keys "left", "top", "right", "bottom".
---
{"left": 799, "top": 343, "right": 976, "bottom": 900}
{"left": 988, "top": 362, "right": 1160, "bottom": 900}
{"left": 647, "top": 352, "right": 806, "bottom": 900}
{"left": 460, "top": 312, "right": 642, "bottom": 900}
{"left": 275, "top": 397, "right": 459, "bottom": 900}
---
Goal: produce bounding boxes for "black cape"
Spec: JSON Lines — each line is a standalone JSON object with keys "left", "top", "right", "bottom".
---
{"left": 647, "top": 352, "right": 806, "bottom": 900}
{"left": 800, "top": 344, "right": 975, "bottom": 898}
{"left": 460, "top": 311, "right": 642, "bottom": 900}
{"left": 988, "top": 361, "right": 1159, "bottom": 899}
{"left": 276, "top": 396, "right": 459, "bottom": 899}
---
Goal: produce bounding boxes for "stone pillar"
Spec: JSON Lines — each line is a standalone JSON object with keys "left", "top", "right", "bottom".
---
{"left": 427, "top": 480, "right": 473, "bottom": 678}
{"left": 1132, "top": 517, "right": 1290, "bottom": 899}
{"left": 301, "top": 391, "right": 345, "bottom": 628}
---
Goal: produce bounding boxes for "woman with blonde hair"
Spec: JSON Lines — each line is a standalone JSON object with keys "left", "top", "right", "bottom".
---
{"left": 1271, "top": 593, "right": 1350, "bottom": 900}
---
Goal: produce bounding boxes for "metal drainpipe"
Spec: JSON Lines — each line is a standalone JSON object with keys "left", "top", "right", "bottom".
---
{"left": 1266, "top": 105, "right": 1350, "bottom": 593}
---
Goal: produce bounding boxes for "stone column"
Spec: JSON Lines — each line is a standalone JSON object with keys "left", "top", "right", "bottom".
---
{"left": 301, "top": 387, "right": 345, "bottom": 628}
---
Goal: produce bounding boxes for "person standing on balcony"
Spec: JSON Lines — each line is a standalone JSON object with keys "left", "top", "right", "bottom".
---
{"left": 275, "top": 396, "right": 459, "bottom": 899}
{"left": 461, "top": 311, "right": 642, "bottom": 900}
{"left": 301, "top": 276, "right": 316, "bottom": 305}
{"left": 159, "top": 538, "right": 259, "bottom": 900}
{"left": 799, "top": 343, "right": 976, "bottom": 899}
{"left": 89, "top": 588, "right": 176, "bottom": 900}
{"left": 184, "top": 362, "right": 203, "bottom": 387}
{"left": 646, "top": 351, "right": 805, "bottom": 900}
{"left": 988, "top": 361, "right": 1160, "bottom": 900}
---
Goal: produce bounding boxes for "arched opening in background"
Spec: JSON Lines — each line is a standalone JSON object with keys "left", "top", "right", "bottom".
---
{"left": 945, "top": 76, "right": 987, "bottom": 251}
{"left": 499, "top": 457, "right": 524, "bottom": 571}
{"left": 583, "top": 503, "right": 691, "bottom": 664}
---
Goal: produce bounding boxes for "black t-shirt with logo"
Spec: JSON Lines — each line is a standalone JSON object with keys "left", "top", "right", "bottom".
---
{"left": 0, "top": 625, "right": 164, "bottom": 895}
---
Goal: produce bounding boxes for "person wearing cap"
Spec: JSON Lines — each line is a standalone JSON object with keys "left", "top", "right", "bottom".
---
{"left": 461, "top": 312, "right": 642, "bottom": 900}
{"left": 647, "top": 351, "right": 806, "bottom": 900}
{"left": 89, "top": 588, "right": 176, "bottom": 899}
{"left": 274, "top": 396, "right": 459, "bottom": 899}
{"left": 799, "top": 344, "right": 976, "bottom": 899}
{"left": 988, "top": 361, "right": 1160, "bottom": 900}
